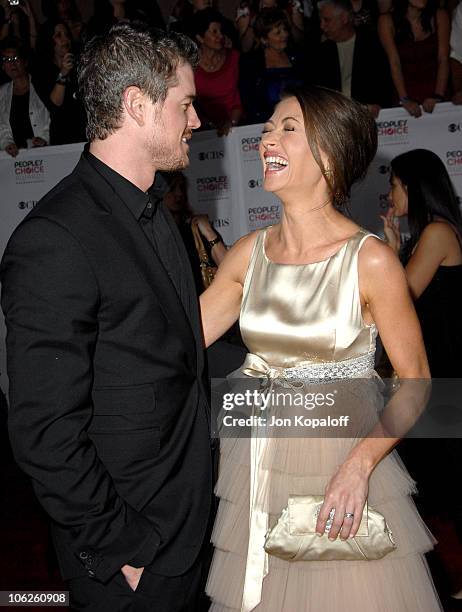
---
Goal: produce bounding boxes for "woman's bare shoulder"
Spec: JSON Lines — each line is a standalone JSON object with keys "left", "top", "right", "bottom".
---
{"left": 217, "top": 228, "right": 263, "bottom": 284}
{"left": 421, "top": 220, "right": 457, "bottom": 240}
{"left": 418, "top": 221, "right": 461, "bottom": 256}
{"left": 358, "top": 234, "right": 404, "bottom": 275}
{"left": 227, "top": 228, "right": 261, "bottom": 259}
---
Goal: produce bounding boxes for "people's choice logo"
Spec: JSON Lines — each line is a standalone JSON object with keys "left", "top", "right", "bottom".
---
{"left": 241, "top": 136, "right": 261, "bottom": 153}
{"left": 247, "top": 204, "right": 281, "bottom": 229}
{"left": 14, "top": 159, "right": 46, "bottom": 184}
{"left": 196, "top": 175, "right": 229, "bottom": 192}
{"left": 377, "top": 120, "right": 409, "bottom": 145}
{"left": 446, "top": 150, "right": 462, "bottom": 173}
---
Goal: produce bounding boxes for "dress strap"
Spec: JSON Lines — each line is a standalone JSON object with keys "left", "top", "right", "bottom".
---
{"left": 242, "top": 228, "right": 268, "bottom": 301}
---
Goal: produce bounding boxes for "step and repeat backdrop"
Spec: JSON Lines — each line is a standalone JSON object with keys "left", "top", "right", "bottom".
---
{"left": 184, "top": 102, "right": 462, "bottom": 244}
{"left": 0, "top": 102, "right": 461, "bottom": 385}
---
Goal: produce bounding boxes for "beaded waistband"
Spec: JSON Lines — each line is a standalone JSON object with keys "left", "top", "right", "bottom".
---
{"left": 241, "top": 351, "right": 375, "bottom": 384}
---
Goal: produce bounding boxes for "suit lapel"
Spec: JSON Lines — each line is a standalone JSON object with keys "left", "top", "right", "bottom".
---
{"left": 162, "top": 204, "right": 205, "bottom": 373}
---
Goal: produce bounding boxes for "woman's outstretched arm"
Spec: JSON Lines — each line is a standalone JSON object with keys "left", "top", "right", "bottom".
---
{"left": 199, "top": 231, "right": 257, "bottom": 347}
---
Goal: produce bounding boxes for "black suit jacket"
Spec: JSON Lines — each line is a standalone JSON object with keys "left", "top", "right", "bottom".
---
{"left": 1, "top": 155, "right": 213, "bottom": 582}
{"left": 314, "top": 30, "right": 392, "bottom": 108}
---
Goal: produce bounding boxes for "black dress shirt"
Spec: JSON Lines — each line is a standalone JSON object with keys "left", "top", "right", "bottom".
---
{"left": 84, "top": 151, "right": 193, "bottom": 319}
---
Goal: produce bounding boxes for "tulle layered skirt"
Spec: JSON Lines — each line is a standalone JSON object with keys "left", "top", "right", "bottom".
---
{"left": 206, "top": 376, "right": 442, "bottom": 611}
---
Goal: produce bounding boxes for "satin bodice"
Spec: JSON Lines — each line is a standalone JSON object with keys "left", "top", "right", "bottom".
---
{"left": 240, "top": 227, "right": 377, "bottom": 368}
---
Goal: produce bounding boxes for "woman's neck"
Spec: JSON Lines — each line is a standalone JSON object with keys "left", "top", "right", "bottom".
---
{"left": 267, "top": 204, "right": 357, "bottom": 263}
{"left": 264, "top": 46, "right": 290, "bottom": 68}
{"left": 113, "top": 5, "right": 126, "bottom": 20}
{"left": 406, "top": 5, "right": 423, "bottom": 23}
{"left": 274, "top": 189, "right": 352, "bottom": 249}
{"left": 199, "top": 46, "right": 225, "bottom": 70}
{"left": 201, "top": 46, "right": 224, "bottom": 59}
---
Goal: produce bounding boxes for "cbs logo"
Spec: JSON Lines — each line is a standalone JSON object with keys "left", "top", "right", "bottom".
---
{"left": 248, "top": 179, "right": 262, "bottom": 189}
{"left": 198, "top": 151, "right": 224, "bottom": 161}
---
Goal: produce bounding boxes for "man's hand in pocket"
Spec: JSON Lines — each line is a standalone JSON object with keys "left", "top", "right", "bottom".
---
{"left": 121, "top": 564, "right": 144, "bottom": 591}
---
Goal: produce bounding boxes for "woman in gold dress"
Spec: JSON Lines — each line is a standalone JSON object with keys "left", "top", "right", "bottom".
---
{"left": 199, "top": 86, "right": 442, "bottom": 611}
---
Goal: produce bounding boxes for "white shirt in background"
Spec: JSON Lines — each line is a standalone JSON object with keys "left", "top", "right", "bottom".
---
{"left": 336, "top": 34, "right": 356, "bottom": 98}
{"left": 450, "top": 3, "right": 462, "bottom": 64}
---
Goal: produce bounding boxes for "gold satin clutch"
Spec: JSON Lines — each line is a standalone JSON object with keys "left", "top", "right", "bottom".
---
{"left": 264, "top": 495, "right": 396, "bottom": 561}
{"left": 191, "top": 223, "right": 217, "bottom": 289}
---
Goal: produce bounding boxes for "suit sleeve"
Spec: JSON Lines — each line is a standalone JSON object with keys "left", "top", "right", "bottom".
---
{"left": 1, "top": 217, "right": 160, "bottom": 582}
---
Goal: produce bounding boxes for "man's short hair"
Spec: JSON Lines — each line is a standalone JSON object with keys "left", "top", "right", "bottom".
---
{"left": 77, "top": 23, "right": 199, "bottom": 141}
{"left": 317, "top": 0, "right": 353, "bottom": 15}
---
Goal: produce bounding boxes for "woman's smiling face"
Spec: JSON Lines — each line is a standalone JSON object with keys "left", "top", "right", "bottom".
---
{"left": 259, "top": 96, "right": 329, "bottom": 199}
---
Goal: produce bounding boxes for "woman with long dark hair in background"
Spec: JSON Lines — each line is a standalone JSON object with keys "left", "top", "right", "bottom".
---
{"left": 34, "top": 19, "right": 85, "bottom": 144}
{"left": 382, "top": 148, "right": 462, "bottom": 603}
{"left": 378, "top": 0, "right": 450, "bottom": 117}
{"left": 40, "top": 0, "right": 83, "bottom": 45}
{"left": 382, "top": 149, "right": 462, "bottom": 376}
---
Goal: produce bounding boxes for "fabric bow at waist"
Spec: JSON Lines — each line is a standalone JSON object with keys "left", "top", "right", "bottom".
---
{"left": 241, "top": 352, "right": 286, "bottom": 380}
{"left": 240, "top": 353, "right": 301, "bottom": 394}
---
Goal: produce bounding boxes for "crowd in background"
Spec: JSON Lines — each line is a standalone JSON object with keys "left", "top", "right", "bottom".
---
{"left": 0, "top": 0, "right": 461, "bottom": 154}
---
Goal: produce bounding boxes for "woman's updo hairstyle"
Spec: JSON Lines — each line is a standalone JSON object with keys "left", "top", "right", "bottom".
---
{"left": 282, "top": 86, "right": 378, "bottom": 208}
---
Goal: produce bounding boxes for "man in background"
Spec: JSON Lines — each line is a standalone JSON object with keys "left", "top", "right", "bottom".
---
{"left": 315, "top": 0, "right": 392, "bottom": 116}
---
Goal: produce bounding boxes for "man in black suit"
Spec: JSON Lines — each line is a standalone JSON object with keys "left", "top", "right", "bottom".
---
{"left": 1, "top": 23, "right": 212, "bottom": 611}
{"left": 315, "top": 0, "right": 392, "bottom": 116}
